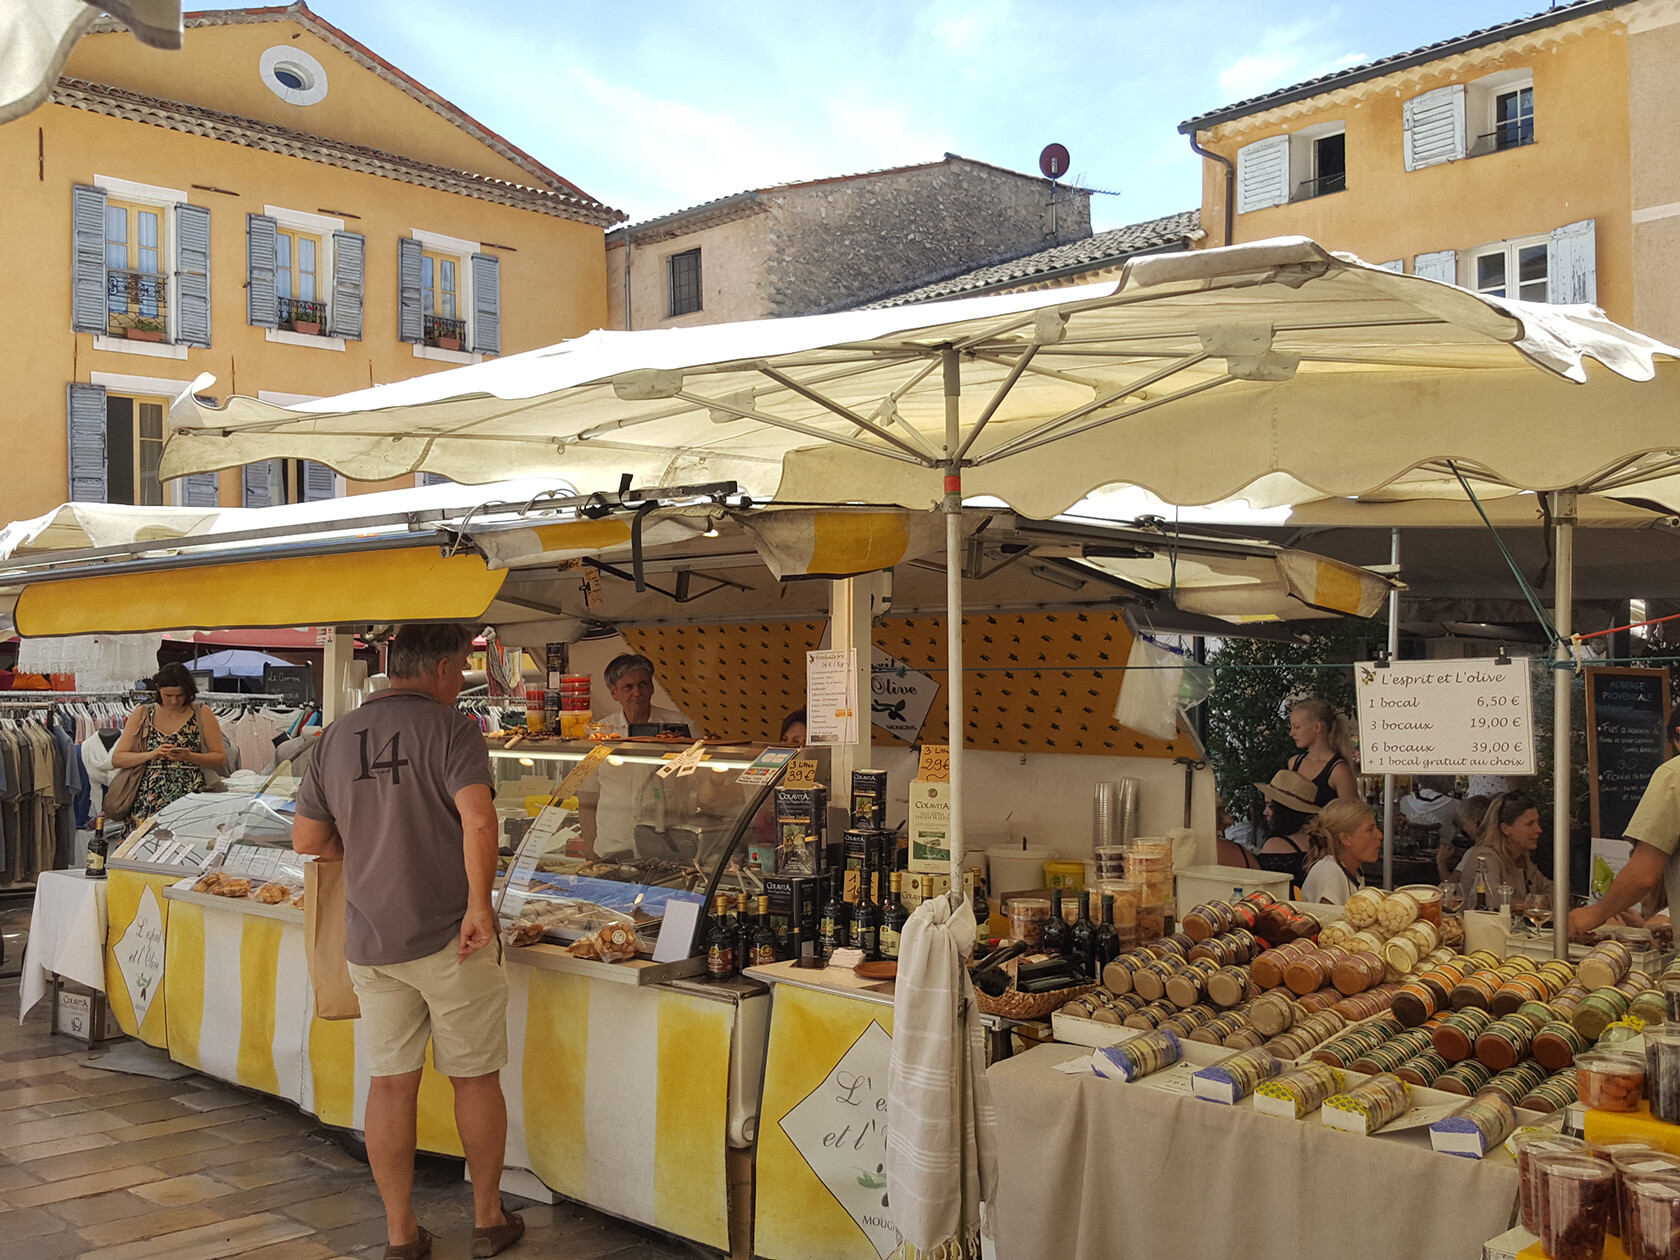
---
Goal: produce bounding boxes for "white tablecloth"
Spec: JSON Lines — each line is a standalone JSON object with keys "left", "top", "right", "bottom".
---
{"left": 19, "top": 869, "right": 109, "bottom": 1020}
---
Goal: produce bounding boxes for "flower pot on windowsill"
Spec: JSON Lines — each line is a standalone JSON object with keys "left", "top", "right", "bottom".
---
{"left": 290, "top": 321, "right": 322, "bottom": 336}
{"left": 125, "top": 328, "right": 164, "bottom": 342}
{"left": 436, "top": 336, "right": 462, "bottom": 351}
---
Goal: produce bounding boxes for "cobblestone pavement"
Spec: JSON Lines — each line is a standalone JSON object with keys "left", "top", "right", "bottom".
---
{"left": 0, "top": 967, "right": 706, "bottom": 1259}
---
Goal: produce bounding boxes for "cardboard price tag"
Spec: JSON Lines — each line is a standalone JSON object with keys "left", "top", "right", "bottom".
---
{"left": 656, "top": 740, "right": 709, "bottom": 779}
{"left": 551, "top": 744, "right": 613, "bottom": 800}
{"left": 782, "top": 758, "right": 821, "bottom": 789}
{"left": 582, "top": 564, "right": 604, "bottom": 611}
{"left": 917, "top": 744, "right": 951, "bottom": 782}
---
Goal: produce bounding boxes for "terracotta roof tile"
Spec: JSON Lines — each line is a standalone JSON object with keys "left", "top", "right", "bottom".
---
{"left": 51, "top": 78, "right": 623, "bottom": 227}
{"left": 1178, "top": 0, "right": 1634, "bottom": 133}
{"left": 863, "top": 209, "right": 1201, "bottom": 308}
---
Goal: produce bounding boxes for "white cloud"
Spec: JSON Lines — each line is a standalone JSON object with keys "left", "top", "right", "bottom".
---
{"left": 1216, "top": 26, "right": 1369, "bottom": 101}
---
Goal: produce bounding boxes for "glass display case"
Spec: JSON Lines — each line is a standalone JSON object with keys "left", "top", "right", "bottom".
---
{"left": 488, "top": 738, "right": 793, "bottom": 957}
{"left": 110, "top": 769, "right": 307, "bottom": 898}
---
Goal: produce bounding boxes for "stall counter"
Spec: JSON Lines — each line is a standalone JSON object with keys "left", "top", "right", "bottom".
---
{"left": 124, "top": 881, "right": 761, "bottom": 1254}
{"left": 987, "top": 1040, "right": 1520, "bottom": 1260}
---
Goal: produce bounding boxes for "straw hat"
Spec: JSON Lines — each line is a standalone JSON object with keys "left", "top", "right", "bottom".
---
{"left": 1255, "top": 769, "right": 1321, "bottom": 815}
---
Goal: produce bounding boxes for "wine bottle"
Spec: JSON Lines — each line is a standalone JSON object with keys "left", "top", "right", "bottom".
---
{"left": 854, "top": 857, "right": 881, "bottom": 960}
{"left": 1070, "top": 889, "right": 1097, "bottom": 977}
{"left": 880, "top": 870, "right": 908, "bottom": 961}
{"left": 1471, "top": 857, "right": 1492, "bottom": 913}
{"left": 85, "top": 814, "right": 108, "bottom": 880}
{"left": 750, "top": 895, "right": 778, "bottom": 967}
{"left": 1040, "top": 888, "right": 1071, "bottom": 957}
{"left": 706, "top": 894, "right": 737, "bottom": 979}
{"left": 1094, "top": 892, "right": 1121, "bottom": 969}
{"left": 819, "top": 869, "right": 850, "bottom": 962}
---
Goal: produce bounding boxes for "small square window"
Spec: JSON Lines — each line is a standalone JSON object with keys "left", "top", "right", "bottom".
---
{"left": 1476, "top": 251, "right": 1507, "bottom": 297}
{"left": 1495, "top": 87, "right": 1534, "bottom": 151}
{"left": 1475, "top": 239, "right": 1549, "bottom": 304}
{"left": 668, "top": 249, "right": 702, "bottom": 318}
{"left": 1313, "top": 133, "right": 1346, "bottom": 196}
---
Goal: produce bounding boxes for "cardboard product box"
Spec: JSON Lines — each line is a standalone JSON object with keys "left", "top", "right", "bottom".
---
{"left": 773, "top": 786, "right": 827, "bottom": 876}
{"left": 842, "top": 828, "right": 894, "bottom": 903}
{"left": 907, "top": 779, "right": 951, "bottom": 872}
{"left": 765, "top": 875, "right": 820, "bottom": 960}
{"left": 903, "top": 869, "right": 974, "bottom": 910}
{"left": 849, "top": 769, "right": 889, "bottom": 830}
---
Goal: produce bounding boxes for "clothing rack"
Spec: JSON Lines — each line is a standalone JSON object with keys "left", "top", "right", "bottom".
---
{"left": 0, "top": 691, "right": 294, "bottom": 705}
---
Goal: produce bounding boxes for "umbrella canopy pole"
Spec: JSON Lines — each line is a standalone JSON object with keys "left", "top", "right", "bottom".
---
{"left": 1552, "top": 492, "right": 1577, "bottom": 960}
{"left": 1382, "top": 527, "right": 1400, "bottom": 891}
{"left": 942, "top": 347, "right": 966, "bottom": 897}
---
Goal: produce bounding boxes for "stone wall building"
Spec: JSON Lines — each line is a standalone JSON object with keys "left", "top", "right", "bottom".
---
{"left": 606, "top": 153, "right": 1092, "bottom": 328}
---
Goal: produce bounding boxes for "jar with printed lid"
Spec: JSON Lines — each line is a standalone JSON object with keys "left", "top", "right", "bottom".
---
{"left": 1343, "top": 885, "right": 1385, "bottom": 929}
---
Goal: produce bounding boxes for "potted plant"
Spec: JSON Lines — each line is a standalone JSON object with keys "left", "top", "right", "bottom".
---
{"left": 291, "top": 318, "right": 322, "bottom": 336}
{"left": 126, "top": 319, "right": 164, "bottom": 342}
{"left": 436, "top": 334, "right": 462, "bottom": 351}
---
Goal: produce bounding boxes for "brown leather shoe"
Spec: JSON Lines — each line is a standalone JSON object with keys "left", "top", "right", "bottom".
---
{"left": 383, "top": 1226, "right": 433, "bottom": 1260}
{"left": 471, "top": 1204, "right": 525, "bottom": 1257}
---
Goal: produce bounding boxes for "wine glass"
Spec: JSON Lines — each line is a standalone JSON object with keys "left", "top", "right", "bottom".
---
{"left": 1440, "top": 880, "right": 1465, "bottom": 916}
{"left": 1522, "top": 893, "right": 1552, "bottom": 937}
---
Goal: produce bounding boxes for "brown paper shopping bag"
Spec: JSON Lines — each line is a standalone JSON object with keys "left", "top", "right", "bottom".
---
{"left": 304, "top": 859, "right": 361, "bottom": 1020}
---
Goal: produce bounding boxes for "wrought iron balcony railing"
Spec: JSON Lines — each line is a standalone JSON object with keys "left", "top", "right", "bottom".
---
{"left": 425, "top": 314, "right": 466, "bottom": 348}
{"left": 106, "top": 269, "right": 168, "bottom": 338}
{"left": 280, "top": 297, "right": 327, "bottom": 331}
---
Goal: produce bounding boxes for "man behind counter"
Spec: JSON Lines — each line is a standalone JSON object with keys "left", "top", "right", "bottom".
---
{"left": 1568, "top": 703, "right": 1680, "bottom": 941}
{"left": 594, "top": 653, "right": 693, "bottom": 737}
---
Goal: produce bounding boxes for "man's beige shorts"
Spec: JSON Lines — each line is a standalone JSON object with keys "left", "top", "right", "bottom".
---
{"left": 348, "top": 939, "right": 509, "bottom": 1078}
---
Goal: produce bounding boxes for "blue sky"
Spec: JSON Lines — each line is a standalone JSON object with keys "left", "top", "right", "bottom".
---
{"left": 238, "top": 1, "right": 1551, "bottom": 229}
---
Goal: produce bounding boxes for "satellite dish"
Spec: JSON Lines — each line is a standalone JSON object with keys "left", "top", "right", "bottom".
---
{"left": 1039, "top": 143, "right": 1071, "bottom": 181}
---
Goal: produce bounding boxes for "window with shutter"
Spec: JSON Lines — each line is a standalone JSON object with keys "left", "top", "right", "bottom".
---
{"left": 302, "top": 460, "right": 337, "bottom": 502}
{"left": 66, "top": 383, "right": 108, "bottom": 502}
{"left": 1403, "top": 84, "right": 1467, "bottom": 171}
{"left": 668, "top": 248, "right": 702, "bottom": 317}
{"left": 470, "top": 253, "right": 500, "bottom": 355}
{"left": 1548, "top": 219, "right": 1596, "bottom": 305}
{"left": 174, "top": 203, "right": 211, "bottom": 348}
{"left": 242, "top": 461, "right": 272, "bottom": 508}
{"left": 71, "top": 185, "right": 109, "bottom": 334}
{"left": 1413, "top": 250, "right": 1457, "bottom": 284}
{"left": 329, "top": 230, "right": 365, "bottom": 340}
{"left": 181, "top": 472, "right": 219, "bottom": 507}
{"left": 398, "top": 236, "right": 423, "bottom": 343}
{"left": 1377, "top": 260, "right": 1404, "bottom": 273}
{"left": 247, "top": 214, "right": 279, "bottom": 328}
{"left": 1235, "top": 134, "right": 1290, "bottom": 214}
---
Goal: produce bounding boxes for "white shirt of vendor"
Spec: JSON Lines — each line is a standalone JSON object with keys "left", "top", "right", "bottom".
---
{"left": 1622, "top": 758, "right": 1680, "bottom": 921}
{"left": 1301, "top": 855, "right": 1363, "bottom": 906}
{"left": 593, "top": 705, "right": 693, "bottom": 738}
{"left": 589, "top": 704, "right": 694, "bottom": 855}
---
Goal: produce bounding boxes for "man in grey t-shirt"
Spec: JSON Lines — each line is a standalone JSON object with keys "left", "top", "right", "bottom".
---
{"left": 294, "top": 624, "right": 523, "bottom": 1260}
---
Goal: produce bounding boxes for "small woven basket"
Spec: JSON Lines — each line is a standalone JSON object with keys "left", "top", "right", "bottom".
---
{"left": 974, "top": 982, "right": 1095, "bottom": 1021}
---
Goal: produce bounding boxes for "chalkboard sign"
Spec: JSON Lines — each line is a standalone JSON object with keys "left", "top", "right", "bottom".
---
{"left": 262, "top": 663, "right": 314, "bottom": 706}
{"left": 1586, "top": 666, "right": 1672, "bottom": 839}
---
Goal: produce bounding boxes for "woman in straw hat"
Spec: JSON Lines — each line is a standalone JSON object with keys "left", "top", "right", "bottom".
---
{"left": 1255, "top": 769, "right": 1322, "bottom": 889}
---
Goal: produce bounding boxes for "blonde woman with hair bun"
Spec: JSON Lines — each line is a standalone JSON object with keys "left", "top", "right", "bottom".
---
{"left": 1301, "top": 797, "right": 1383, "bottom": 906}
{"left": 1287, "top": 697, "right": 1359, "bottom": 806}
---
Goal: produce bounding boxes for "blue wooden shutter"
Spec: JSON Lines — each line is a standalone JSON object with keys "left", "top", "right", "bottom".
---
{"left": 470, "top": 252, "right": 500, "bottom": 355}
{"left": 175, "top": 202, "right": 212, "bottom": 347}
{"left": 329, "top": 230, "right": 365, "bottom": 340}
{"left": 420, "top": 471, "right": 451, "bottom": 486}
{"left": 66, "top": 383, "right": 108, "bottom": 502}
{"left": 1234, "top": 135, "right": 1289, "bottom": 214}
{"left": 182, "top": 471, "right": 219, "bottom": 507}
{"left": 398, "top": 236, "right": 423, "bottom": 343}
{"left": 1413, "top": 250, "right": 1457, "bottom": 284}
{"left": 247, "top": 213, "right": 278, "bottom": 328}
{"left": 1548, "top": 219, "right": 1597, "bottom": 305}
{"left": 71, "top": 184, "right": 108, "bottom": 334}
{"left": 242, "top": 461, "right": 271, "bottom": 508}
{"left": 302, "top": 460, "right": 337, "bottom": 501}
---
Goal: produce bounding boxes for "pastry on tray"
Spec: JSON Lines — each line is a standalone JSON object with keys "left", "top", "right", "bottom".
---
{"left": 213, "top": 877, "right": 253, "bottom": 898}
{"left": 254, "top": 882, "right": 291, "bottom": 905}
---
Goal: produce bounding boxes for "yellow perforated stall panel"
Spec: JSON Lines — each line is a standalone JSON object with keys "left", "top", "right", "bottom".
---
{"left": 623, "top": 611, "right": 1186, "bottom": 758}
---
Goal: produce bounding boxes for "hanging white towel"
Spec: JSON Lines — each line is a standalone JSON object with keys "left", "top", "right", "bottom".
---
{"left": 885, "top": 893, "right": 997, "bottom": 1258}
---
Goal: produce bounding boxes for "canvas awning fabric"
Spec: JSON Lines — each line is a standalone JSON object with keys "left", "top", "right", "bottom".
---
{"left": 1077, "top": 547, "right": 1391, "bottom": 622}
{"left": 0, "top": 1, "right": 181, "bottom": 124}
{"left": 161, "top": 238, "right": 1680, "bottom": 517}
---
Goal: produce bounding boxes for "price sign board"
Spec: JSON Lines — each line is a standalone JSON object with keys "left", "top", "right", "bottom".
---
{"left": 1354, "top": 658, "right": 1535, "bottom": 775}
{"left": 917, "top": 744, "right": 950, "bottom": 783}
{"left": 782, "top": 758, "right": 821, "bottom": 789}
{"left": 1586, "top": 666, "right": 1672, "bottom": 839}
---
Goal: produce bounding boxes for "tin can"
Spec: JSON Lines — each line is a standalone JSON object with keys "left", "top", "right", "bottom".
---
{"left": 1434, "top": 1059, "right": 1495, "bottom": 1096}
{"left": 1430, "top": 1093, "right": 1516, "bottom": 1156}
{"left": 1394, "top": 1049, "right": 1451, "bottom": 1087}
{"left": 1518, "top": 1072, "right": 1580, "bottom": 1115}
{"left": 1255, "top": 1061, "right": 1343, "bottom": 1118}
{"left": 1095, "top": 1029, "right": 1182, "bottom": 1081}
{"left": 1322, "top": 1073, "right": 1410, "bottom": 1133}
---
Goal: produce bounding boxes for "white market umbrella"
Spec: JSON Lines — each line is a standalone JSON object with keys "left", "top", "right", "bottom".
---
{"left": 163, "top": 236, "right": 1680, "bottom": 955}
{"left": 0, "top": 1, "right": 181, "bottom": 124}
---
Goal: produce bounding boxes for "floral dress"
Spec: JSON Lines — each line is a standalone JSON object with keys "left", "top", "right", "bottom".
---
{"left": 132, "top": 705, "right": 207, "bottom": 822}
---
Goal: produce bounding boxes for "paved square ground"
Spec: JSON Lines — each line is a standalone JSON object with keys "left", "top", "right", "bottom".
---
{"left": 0, "top": 960, "right": 707, "bottom": 1259}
